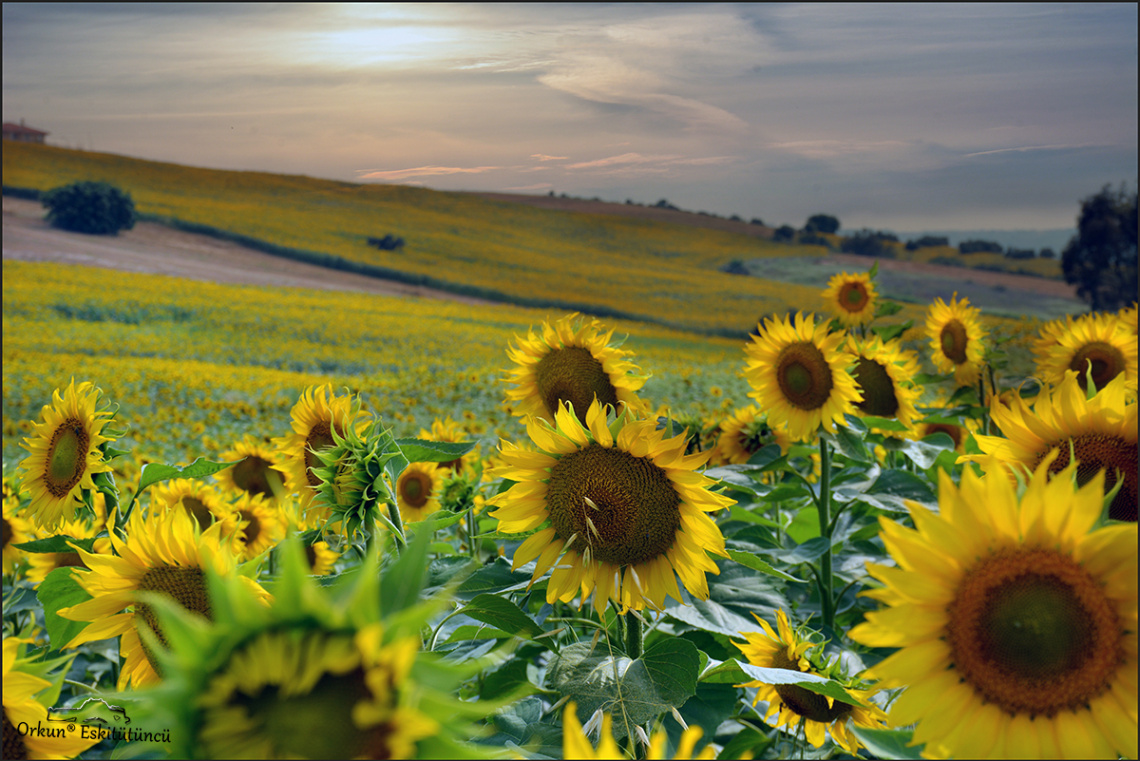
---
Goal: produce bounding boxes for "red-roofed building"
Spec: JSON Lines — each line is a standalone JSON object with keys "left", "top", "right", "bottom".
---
{"left": 2, "top": 120, "right": 49, "bottom": 144}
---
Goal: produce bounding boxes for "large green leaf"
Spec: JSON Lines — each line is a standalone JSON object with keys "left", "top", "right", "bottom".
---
{"left": 458, "top": 594, "right": 544, "bottom": 641}
{"left": 138, "top": 457, "right": 237, "bottom": 492}
{"left": 14, "top": 535, "right": 99, "bottom": 554}
{"left": 700, "top": 658, "right": 864, "bottom": 706}
{"left": 725, "top": 549, "right": 805, "bottom": 583}
{"left": 395, "top": 438, "right": 476, "bottom": 464}
{"left": 455, "top": 557, "right": 535, "bottom": 600}
{"left": 549, "top": 637, "right": 699, "bottom": 740}
{"left": 851, "top": 727, "right": 925, "bottom": 759}
{"left": 37, "top": 567, "right": 95, "bottom": 651}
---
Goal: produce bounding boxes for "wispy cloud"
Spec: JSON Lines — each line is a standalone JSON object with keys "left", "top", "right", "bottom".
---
{"left": 531, "top": 153, "right": 569, "bottom": 161}
{"left": 356, "top": 165, "right": 499, "bottom": 181}
{"left": 962, "top": 143, "right": 1103, "bottom": 158}
{"left": 565, "top": 152, "right": 734, "bottom": 171}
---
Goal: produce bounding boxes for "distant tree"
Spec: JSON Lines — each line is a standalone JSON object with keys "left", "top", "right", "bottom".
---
{"left": 1004, "top": 247, "right": 1036, "bottom": 260}
{"left": 750, "top": 217, "right": 765, "bottom": 226}
{"left": 906, "top": 235, "right": 950, "bottom": 251}
{"left": 41, "top": 181, "right": 136, "bottom": 235}
{"left": 1062, "top": 183, "right": 1138, "bottom": 311}
{"left": 773, "top": 225, "right": 796, "bottom": 242}
{"left": 958, "top": 239, "right": 1003, "bottom": 254}
{"left": 841, "top": 229, "right": 898, "bottom": 258}
{"left": 804, "top": 214, "right": 840, "bottom": 234}
{"left": 367, "top": 234, "right": 405, "bottom": 251}
{"left": 797, "top": 232, "right": 833, "bottom": 249}
{"left": 729, "top": 214, "right": 743, "bottom": 222}
{"left": 1039, "top": 247, "right": 1056, "bottom": 259}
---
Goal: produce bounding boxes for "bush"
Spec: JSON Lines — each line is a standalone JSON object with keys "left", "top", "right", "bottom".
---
{"left": 905, "top": 235, "right": 949, "bottom": 251}
{"left": 797, "top": 232, "right": 833, "bottom": 249}
{"left": 804, "top": 213, "right": 840, "bottom": 234}
{"left": 841, "top": 229, "right": 898, "bottom": 258}
{"left": 367, "top": 234, "right": 405, "bottom": 252}
{"left": 1004, "top": 247, "right": 1036, "bottom": 260}
{"left": 773, "top": 225, "right": 796, "bottom": 243}
{"left": 958, "top": 239, "right": 1003, "bottom": 254}
{"left": 41, "top": 181, "right": 136, "bottom": 235}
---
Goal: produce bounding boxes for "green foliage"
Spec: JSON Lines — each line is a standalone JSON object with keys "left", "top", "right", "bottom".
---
{"left": 1061, "top": 182, "right": 1138, "bottom": 311}
{"left": 841, "top": 229, "right": 898, "bottom": 258}
{"left": 804, "top": 213, "right": 840, "bottom": 234}
{"left": 41, "top": 180, "right": 137, "bottom": 235}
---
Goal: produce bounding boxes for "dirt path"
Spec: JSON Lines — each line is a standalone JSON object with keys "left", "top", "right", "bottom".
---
{"left": 2, "top": 197, "right": 494, "bottom": 305}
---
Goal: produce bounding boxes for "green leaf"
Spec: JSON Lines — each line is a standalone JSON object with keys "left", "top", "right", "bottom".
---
{"left": 700, "top": 658, "right": 863, "bottom": 706}
{"left": 455, "top": 557, "right": 534, "bottom": 600}
{"left": 727, "top": 505, "right": 781, "bottom": 528}
{"left": 869, "top": 470, "right": 937, "bottom": 506}
{"left": 138, "top": 457, "right": 237, "bottom": 492}
{"left": 404, "top": 510, "right": 466, "bottom": 534}
{"left": 726, "top": 549, "right": 805, "bottom": 583}
{"left": 830, "top": 425, "right": 871, "bottom": 463}
{"left": 850, "top": 727, "right": 925, "bottom": 759}
{"left": 458, "top": 594, "right": 544, "bottom": 640}
{"left": 858, "top": 415, "right": 911, "bottom": 432}
{"left": 395, "top": 438, "right": 475, "bottom": 464}
{"left": 379, "top": 528, "right": 431, "bottom": 615}
{"left": 550, "top": 637, "right": 699, "bottom": 740}
{"left": 887, "top": 434, "right": 955, "bottom": 469}
{"left": 37, "top": 567, "right": 95, "bottom": 651}
{"left": 14, "top": 536, "right": 99, "bottom": 554}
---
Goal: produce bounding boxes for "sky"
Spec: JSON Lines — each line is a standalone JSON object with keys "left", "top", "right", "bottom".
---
{"left": 3, "top": 3, "right": 1137, "bottom": 244}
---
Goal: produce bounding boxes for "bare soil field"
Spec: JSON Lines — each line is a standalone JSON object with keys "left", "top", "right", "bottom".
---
{"left": 2, "top": 197, "right": 493, "bottom": 305}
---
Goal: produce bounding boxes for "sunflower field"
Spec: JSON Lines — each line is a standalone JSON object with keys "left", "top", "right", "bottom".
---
{"left": 3, "top": 194, "right": 1139, "bottom": 760}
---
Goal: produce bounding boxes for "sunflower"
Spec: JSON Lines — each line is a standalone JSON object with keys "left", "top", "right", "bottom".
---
{"left": 150, "top": 478, "right": 231, "bottom": 530}
{"left": 926, "top": 293, "right": 987, "bottom": 387}
{"left": 1034, "top": 312, "right": 1137, "bottom": 394}
{"left": 194, "top": 626, "right": 438, "bottom": 760}
{"left": 303, "top": 540, "right": 340, "bottom": 576}
{"left": 215, "top": 436, "right": 288, "bottom": 502}
{"left": 2, "top": 496, "right": 34, "bottom": 576}
{"left": 821, "top": 271, "right": 878, "bottom": 327}
{"left": 230, "top": 493, "right": 288, "bottom": 560}
{"left": 276, "top": 385, "right": 366, "bottom": 515}
{"left": 735, "top": 610, "right": 887, "bottom": 754}
{"left": 58, "top": 508, "right": 270, "bottom": 690}
{"left": 24, "top": 501, "right": 112, "bottom": 586}
{"left": 17, "top": 380, "right": 115, "bottom": 529}
{"left": 849, "top": 461, "right": 1137, "bottom": 759}
{"left": 418, "top": 417, "right": 479, "bottom": 473}
{"left": 395, "top": 461, "right": 447, "bottom": 524}
{"left": 964, "top": 370, "right": 1137, "bottom": 521}
{"left": 914, "top": 405, "right": 979, "bottom": 454}
{"left": 744, "top": 312, "right": 862, "bottom": 442}
{"left": 847, "top": 335, "right": 923, "bottom": 434}
{"left": 503, "top": 312, "right": 649, "bottom": 425}
{"left": 1119, "top": 302, "right": 1138, "bottom": 335}
{"left": 562, "top": 701, "right": 716, "bottom": 759}
{"left": 711, "top": 406, "right": 791, "bottom": 465}
{"left": 490, "top": 399, "right": 732, "bottom": 615}
{"left": 3, "top": 637, "right": 99, "bottom": 760}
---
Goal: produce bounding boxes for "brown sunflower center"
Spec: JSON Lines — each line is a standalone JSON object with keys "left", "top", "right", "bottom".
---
{"left": 231, "top": 456, "right": 284, "bottom": 499}
{"left": 839, "top": 281, "right": 870, "bottom": 312}
{"left": 945, "top": 547, "right": 1124, "bottom": 717}
{"left": 775, "top": 342, "right": 834, "bottom": 412}
{"left": 1068, "top": 341, "right": 1127, "bottom": 390}
{"left": 399, "top": 471, "right": 433, "bottom": 509}
{"left": 939, "top": 319, "right": 969, "bottom": 364}
{"left": 44, "top": 418, "right": 89, "bottom": 498}
{"left": 304, "top": 422, "right": 338, "bottom": 487}
{"left": 738, "top": 420, "right": 774, "bottom": 456}
{"left": 1034, "top": 434, "right": 1138, "bottom": 522}
{"left": 852, "top": 358, "right": 900, "bottom": 418}
{"left": 3, "top": 709, "right": 28, "bottom": 760}
{"left": 1, "top": 517, "right": 11, "bottom": 550}
{"left": 180, "top": 496, "right": 215, "bottom": 528}
{"left": 136, "top": 566, "right": 212, "bottom": 672}
{"left": 534, "top": 346, "right": 619, "bottom": 424}
{"left": 237, "top": 510, "right": 262, "bottom": 547}
{"left": 53, "top": 551, "right": 88, "bottom": 570}
{"left": 770, "top": 647, "right": 854, "bottom": 723}
{"left": 546, "top": 443, "right": 681, "bottom": 567}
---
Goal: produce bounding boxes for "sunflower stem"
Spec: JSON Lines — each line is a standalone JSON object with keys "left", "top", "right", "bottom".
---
{"left": 384, "top": 499, "right": 406, "bottom": 553}
{"left": 818, "top": 437, "right": 835, "bottom": 632}
{"left": 623, "top": 611, "right": 642, "bottom": 659}
{"left": 466, "top": 507, "right": 477, "bottom": 560}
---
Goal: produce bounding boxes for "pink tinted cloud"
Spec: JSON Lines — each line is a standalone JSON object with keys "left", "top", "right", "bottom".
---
{"left": 531, "top": 154, "right": 569, "bottom": 161}
{"left": 356, "top": 165, "right": 499, "bottom": 181}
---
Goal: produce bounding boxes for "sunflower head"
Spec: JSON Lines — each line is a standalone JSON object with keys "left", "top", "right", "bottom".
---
{"left": 711, "top": 406, "right": 791, "bottom": 465}
{"left": 17, "top": 379, "right": 116, "bottom": 530}
{"left": 503, "top": 313, "right": 649, "bottom": 425}
{"left": 150, "top": 477, "right": 230, "bottom": 530}
{"left": 925, "top": 293, "right": 987, "bottom": 387}
{"left": 395, "top": 461, "right": 446, "bottom": 524}
{"left": 735, "top": 610, "right": 886, "bottom": 754}
{"left": 117, "top": 537, "right": 486, "bottom": 760}
{"left": 847, "top": 335, "right": 923, "bottom": 434}
{"left": 1034, "top": 311, "right": 1137, "bottom": 394}
{"left": 418, "top": 416, "right": 480, "bottom": 473}
{"left": 965, "top": 370, "right": 1138, "bottom": 521}
{"left": 2, "top": 494, "right": 34, "bottom": 576}
{"left": 822, "top": 271, "right": 878, "bottom": 326}
{"left": 490, "top": 399, "right": 732, "bottom": 614}
{"left": 215, "top": 435, "right": 288, "bottom": 501}
{"left": 309, "top": 417, "right": 402, "bottom": 538}
{"left": 743, "top": 312, "right": 862, "bottom": 441}
{"left": 850, "top": 460, "right": 1138, "bottom": 759}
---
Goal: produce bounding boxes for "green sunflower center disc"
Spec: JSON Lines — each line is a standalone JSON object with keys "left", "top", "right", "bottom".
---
{"left": 136, "top": 566, "right": 212, "bottom": 672}
{"left": 852, "top": 357, "right": 899, "bottom": 418}
{"left": 45, "top": 418, "right": 88, "bottom": 498}
{"left": 840, "top": 282, "right": 869, "bottom": 311}
{"left": 400, "top": 471, "right": 432, "bottom": 508}
{"left": 946, "top": 548, "right": 1124, "bottom": 717}
{"left": 239, "top": 663, "right": 388, "bottom": 760}
{"left": 305, "top": 422, "right": 338, "bottom": 487}
{"left": 776, "top": 342, "right": 834, "bottom": 411}
{"left": 770, "top": 647, "right": 853, "bottom": 723}
{"left": 232, "top": 456, "right": 284, "bottom": 499}
{"left": 534, "top": 347, "right": 619, "bottom": 423}
{"left": 940, "top": 319, "right": 969, "bottom": 364}
{"left": 1068, "top": 341, "right": 1126, "bottom": 390}
{"left": 1036, "top": 434, "right": 1138, "bottom": 522}
{"left": 545, "top": 443, "right": 681, "bottom": 567}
